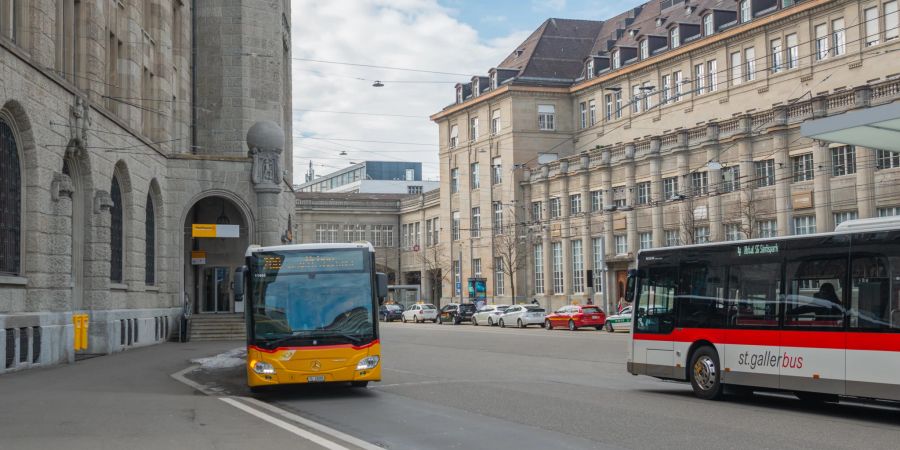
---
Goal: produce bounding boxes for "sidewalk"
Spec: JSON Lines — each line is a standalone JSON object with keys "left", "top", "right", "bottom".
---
{"left": 0, "top": 341, "right": 325, "bottom": 450}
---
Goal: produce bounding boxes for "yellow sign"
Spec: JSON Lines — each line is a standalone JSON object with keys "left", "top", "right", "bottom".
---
{"left": 191, "top": 251, "right": 207, "bottom": 265}
{"left": 192, "top": 224, "right": 240, "bottom": 238}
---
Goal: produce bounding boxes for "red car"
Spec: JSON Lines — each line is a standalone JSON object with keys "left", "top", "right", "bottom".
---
{"left": 544, "top": 305, "right": 606, "bottom": 331}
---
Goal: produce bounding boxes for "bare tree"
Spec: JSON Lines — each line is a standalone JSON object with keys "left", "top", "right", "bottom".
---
{"left": 418, "top": 244, "right": 449, "bottom": 302}
{"left": 736, "top": 189, "right": 761, "bottom": 240}
{"left": 491, "top": 222, "right": 527, "bottom": 303}
{"left": 679, "top": 193, "right": 699, "bottom": 245}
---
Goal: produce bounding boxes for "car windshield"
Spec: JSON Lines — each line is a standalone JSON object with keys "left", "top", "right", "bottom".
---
{"left": 497, "top": 306, "right": 510, "bottom": 311}
{"left": 525, "top": 306, "right": 545, "bottom": 312}
{"left": 422, "top": 304, "right": 436, "bottom": 309}
{"left": 581, "top": 307, "right": 601, "bottom": 314}
{"left": 460, "top": 304, "right": 476, "bottom": 312}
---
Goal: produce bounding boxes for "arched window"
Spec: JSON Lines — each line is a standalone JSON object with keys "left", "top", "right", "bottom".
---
{"left": 0, "top": 120, "right": 21, "bottom": 276}
{"left": 145, "top": 193, "right": 155, "bottom": 285}
{"left": 110, "top": 176, "right": 124, "bottom": 283}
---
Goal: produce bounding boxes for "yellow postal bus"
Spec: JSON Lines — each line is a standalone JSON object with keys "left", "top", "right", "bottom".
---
{"left": 234, "top": 243, "right": 388, "bottom": 391}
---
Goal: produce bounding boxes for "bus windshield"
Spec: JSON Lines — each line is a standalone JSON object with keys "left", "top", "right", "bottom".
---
{"left": 249, "top": 249, "right": 375, "bottom": 347}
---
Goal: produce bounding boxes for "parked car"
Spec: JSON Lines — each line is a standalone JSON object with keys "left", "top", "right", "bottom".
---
{"left": 604, "top": 306, "right": 632, "bottom": 332}
{"left": 544, "top": 305, "right": 606, "bottom": 331}
{"left": 379, "top": 304, "right": 404, "bottom": 322}
{"left": 402, "top": 303, "right": 438, "bottom": 323}
{"left": 472, "top": 304, "right": 509, "bottom": 326}
{"left": 498, "top": 305, "right": 546, "bottom": 328}
{"left": 438, "top": 303, "right": 477, "bottom": 325}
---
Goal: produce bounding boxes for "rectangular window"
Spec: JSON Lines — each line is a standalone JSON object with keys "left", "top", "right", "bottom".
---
{"left": 401, "top": 223, "right": 408, "bottom": 248}
{"left": 637, "top": 182, "right": 650, "bottom": 205}
{"left": 452, "top": 211, "right": 460, "bottom": 241}
{"left": 344, "top": 224, "right": 367, "bottom": 243}
{"left": 470, "top": 162, "right": 480, "bottom": 189}
{"left": 757, "top": 219, "right": 777, "bottom": 238}
{"left": 586, "top": 60, "right": 594, "bottom": 79}
{"left": 450, "top": 168, "right": 459, "bottom": 193}
{"left": 731, "top": 52, "right": 743, "bottom": 85}
{"left": 449, "top": 125, "right": 459, "bottom": 148}
{"left": 704, "top": 14, "right": 714, "bottom": 36}
{"left": 887, "top": 1, "right": 899, "bottom": 41}
{"left": 786, "top": 33, "right": 799, "bottom": 69}
{"left": 415, "top": 222, "right": 421, "bottom": 246}
{"left": 878, "top": 207, "right": 900, "bottom": 217}
{"left": 695, "top": 227, "right": 710, "bottom": 244}
{"left": 491, "top": 157, "right": 502, "bottom": 185}
{"left": 471, "top": 207, "right": 481, "bottom": 238}
{"left": 745, "top": 47, "right": 756, "bottom": 81}
{"left": 662, "top": 74, "right": 671, "bottom": 103}
{"left": 663, "top": 177, "right": 679, "bottom": 200}
{"left": 785, "top": 254, "right": 845, "bottom": 328}
{"left": 865, "top": 7, "right": 879, "bottom": 46}
{"left": 707, "top": 60, "right": 718, "bottom": 92}
{"left": 615, "top": 235, "right": 627, "bottom": 255}
{"left": 580, "top": 101, "right": 588, "bottom": 128}
{"left": 538, "top": 104, "right": 556, "bottom": 130}
{"left": 591, "top": 190, "right": 603, "bottom": 212}
{"left": 472, "top": 258, "right": 482, "bottom": 277}
{"left": 876, "top": 149, "right": 900, "bottom": 169}
{"left": 740, "top": 0, "right": 751, "bottom": 22}
{"left": 640, "top": 39, "right": 649, "bottom": 59}
{"left": 725, "top": 224, "right": 742, "bottom": 241}
{"left": 549, "top": 197, "right": 561, "bottom": 218}
{"left": 490, "top": 110, "right": 501, "bottom": 136}
{"left": 834, "top": 211, "right": 859, "bottom": 227}
{"left": 635, "top": 266, "right": 677, "bottom": 334}
{"left": 612, "top": 50, "right": 621, "bottom": 69}
{"left": 615, "top": 91, "right": 623, "bottom": 118}
{"left": 534, "top": 244, "right": 545, "bottom": 294}
{"left": 493, "top": 201, "right": 503, "bottom": 233}
{"left": 674, "top": 71, "right": 683, "bottom": 100}
{"left": 569, "top": 194, "right": 582, "bottom": 215}
{"left": 605, "top": 94, "right": 613, "bottom": 120}
{"left": 532, "top": 201, "right": 543, "bottom": 221}
{"left": 315, "top": 224, "right": 340, "bottom": 243}
{"left": 694, "top": 63, "right": 705, "bottom": 95}
{"left": 771, "top": 38, "right": 783, "bottom": 73}
{"left": 729, "top": 262, "right": 781, "bottom": 328}
{"left": 588, "top": 100, "right": 596, "bottom": 126}
{"left": 643, "top": 82, "right": 654, "bottom": 111}
{"left": 639, "top": 232, "right": 652, "bottom": 250}
{"left": 470, "top": 117, "right": 479, "bottom": 141}
{"left": 592, "top": 237, "right": 604, "bottom": 292}
{"left": 426, "top": 219, "right": 434, "bottom": 246}
{"left": 551, "top": 242, "right": 564, "bottom": 294}
{"left": 793, "top": 215, "right": 816, "bottom": 235}
{"left": 494, "top": 256, "right": 504, "bottom": 296}
{"left": 849, "top": 250, "right": 899, "bottom": 330}
{"left": 722, "top": 166, "right": 740, "bottom": 193}
{"left": 831, "top": 145, "right": 856, "bottom": 176}
{"left": 670, "top": 27, "right": 680, "bottom": 48}
{"left": 572, "top": 240, "right": 584, "bottom": 293}
{"left": 755, "top": 159, "right": 775, "bottom": 187}
{"left": 632, "top": 85, "right": 642, "bottom": 114}
{"left": 832, "top": 18, "right": 846, "bottom": 56}
{"left": 371, "top": 225, "right": 394, "bottom": 247}
{"left": 815, "top": 23, "right": 829, "bottom": 60}
{"left": 691, "top": 172, "right": 709, "bottom": 195}
{"left": 665, "top": 230, "right": 680, "bottom": 247}
{"left": 792, "top": 153, "right": 814, "bottom": 182}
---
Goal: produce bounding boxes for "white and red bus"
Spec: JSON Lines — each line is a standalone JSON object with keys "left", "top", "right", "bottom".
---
{"left": 627, "top": 217, "right": 900, "bottom": 402}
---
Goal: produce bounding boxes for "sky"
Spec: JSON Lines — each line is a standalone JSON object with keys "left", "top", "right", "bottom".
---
{"left": 290, "top": 0, "right": 646, "bottom": 184}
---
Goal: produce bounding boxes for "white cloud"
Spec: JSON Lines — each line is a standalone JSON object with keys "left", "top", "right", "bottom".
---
{"left": 530, "top": 0, "right": 567, "bottom": 12}
{"left": 290, "top": 0, "right": 528, "bottom": 183}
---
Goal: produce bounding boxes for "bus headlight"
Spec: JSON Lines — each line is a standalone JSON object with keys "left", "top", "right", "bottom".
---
{"left": 252, "top": 361, "right": 276, "bottom": 375}
{"left": 356, "top": 356, "right": 380, "bottom": 370}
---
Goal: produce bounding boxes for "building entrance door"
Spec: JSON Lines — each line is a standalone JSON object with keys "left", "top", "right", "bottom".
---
{"left": 615, "top": 270, "right": 628, "bottom": 310}
{"left": 203, "top": 267, "right": 231, "bottom": 313}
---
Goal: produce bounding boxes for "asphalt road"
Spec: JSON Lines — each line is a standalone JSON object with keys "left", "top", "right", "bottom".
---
{"left": 242, "top": 322, "right": 900, "bottom": 450}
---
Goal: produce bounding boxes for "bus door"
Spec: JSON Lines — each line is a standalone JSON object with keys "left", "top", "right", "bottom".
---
{"left": 780, "top": 236, "right": 849, "bottom": 395}
{"left": 676, "top": 262, "right": 727, "bottom": 379}
{"left": 633, "top": 266, "right": 678, "bottom": 378}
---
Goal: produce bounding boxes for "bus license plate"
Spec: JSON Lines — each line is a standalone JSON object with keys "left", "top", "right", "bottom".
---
{"left": 307, "top": 375, "right": 325, "bottom": 383}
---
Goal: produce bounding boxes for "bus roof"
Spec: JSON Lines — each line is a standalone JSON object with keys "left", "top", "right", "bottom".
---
{"left": 834, "top": 216, "right": 900, "bottom": 232}
{"left": 245, "top": 242, "right": 375, "bottom": 257}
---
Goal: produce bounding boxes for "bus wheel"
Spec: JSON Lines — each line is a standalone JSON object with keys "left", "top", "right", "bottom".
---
{"left": 689, "top": 346, "right": 723, "bottom": 400}
{"left": 351, "top": 381, "right": 369, "bottom": 388}
{"left": 795, "top": 392, "right": 839, "bottom": 403}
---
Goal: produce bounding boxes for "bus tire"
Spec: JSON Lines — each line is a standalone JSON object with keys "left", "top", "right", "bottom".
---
{"left": 689, "top": 346, "right": 723, "bottom": 400}
{"left": 351, "top": 381, "right": 369, "bottom": 388}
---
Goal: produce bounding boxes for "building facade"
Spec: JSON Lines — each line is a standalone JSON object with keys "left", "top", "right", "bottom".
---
{"left": 0, "top": 0, "right": 294, "bottom": 373}
{"left": 296, "top": 161, "right": 426, "bottom": 192}
{"left": 431, "top": 0, "right": 900, "bottom": 312}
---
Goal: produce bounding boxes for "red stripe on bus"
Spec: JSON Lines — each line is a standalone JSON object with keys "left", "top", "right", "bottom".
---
{"left": 634, "top": 330, "right": 900, "bottom": 352}
{"left": 249, "top": 339, "right": 379, "bottom": 353}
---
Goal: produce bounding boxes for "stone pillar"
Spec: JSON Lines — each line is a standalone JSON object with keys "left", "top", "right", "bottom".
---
{"left": 248, "top": 121, "right": 287, "bottom": 246}
{"left": 813, "top": 140, "right": 833, "bottom": 232}
{"left": 650, "top": 138, "right": 663, "bottom": 248}
{"left": 855, "top": 146, "right": 876, "bottom": 218}
{"left": 625, "top": 145, "right": 637, "bottom": 254}
{"left": 84, "top": 189, "right": 113, "bottom": 354}
{"left": 773, "top": 130, "right": 792, "bottom": 237}
{"left": 675, "top": 132, "right": 690, "bottom": 244}
{"left": 580, "top": 154, "right": 593, "bottom": 298}
{"left": 559, "top": 161, "right": 572, "bottom": 296}
{"left": 738, "top": 137, "right": 754, "bottom": 236}
{"left": 542, "top": 167, "right": 553, "bottom": 300}
{"left": 601, "top": 150, "right": 613, "bottom": 265}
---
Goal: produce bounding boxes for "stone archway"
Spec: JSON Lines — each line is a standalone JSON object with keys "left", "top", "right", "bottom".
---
{"left": 182, "top": 194, "right": 252, "bottom": 315}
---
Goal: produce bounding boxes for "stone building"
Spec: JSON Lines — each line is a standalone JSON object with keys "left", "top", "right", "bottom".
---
{"left": 431, "top": 0, "right": 900, "bottom": 312}
{"left": 0, "top": 0, "right": 294, "bottom": 373}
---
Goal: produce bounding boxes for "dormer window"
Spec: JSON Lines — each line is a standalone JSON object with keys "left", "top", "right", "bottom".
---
{"left": 472, "top": 79, "right": 480, "bottom": 97}
{"left": 640, "top": 40, "right": 649, "bottom": 59}
{"left": 490, "top": 72, "right": 498, "bottom": 89}
{"left": 670, "top": 27, "right": 680, "bottom": 48}
{"left": 740, "top": 0, "right": 751, "bottom": 23}
{"left": 456, "top": 86, "right": 463, "bottom": 103}
{"left": 703, "top": 14, "right": 713, "bottom": 35}
{"left": 586, "top": 59, "right": 595, "bottom": 79}
{"left": 656, "top": 17, "right": 665, "bottom": 27}
{"left": 612, "top": 50, "right": 621, "bottom": 69}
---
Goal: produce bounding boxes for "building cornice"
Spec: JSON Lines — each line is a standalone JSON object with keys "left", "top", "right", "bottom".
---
{"left": 430, "top": 84, "right": 571, "bottom": 122}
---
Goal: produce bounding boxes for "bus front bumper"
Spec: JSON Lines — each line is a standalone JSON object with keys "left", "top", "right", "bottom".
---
{"left": 247, "top": 342, "right": 382, "bottom": 387}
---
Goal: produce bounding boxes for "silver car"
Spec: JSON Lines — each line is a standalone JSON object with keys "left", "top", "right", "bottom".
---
{"left": 471, "top": 304, "right": 509, "bottom": 326}
{"left": 498, "top": 305, "right": 546, "bottom": 328}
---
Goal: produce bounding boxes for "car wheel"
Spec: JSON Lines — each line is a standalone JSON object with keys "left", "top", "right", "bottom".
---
{"left": 437, "top": 316, "right": 442, "bottom": 325}
{"left": 499, "top": 319, "right": 505, "bottom": 328}
{"left": 414, "top": 315, "right": 420, "bottom": 323}
{"left": 351, "top": 381, "right": 369, "bottom": 388}
{"left": 454, "top": 317, "right": 461, "bottom": 325}
{"left": 432, "top": 319, "right": 438, "bottom": 323}
{"left": 544, "top": 320, "right": 552, "bottom": 330}
{"left": 402, "top": 315, "right": 407, "bottom": 323}
{"left": 568, "top": 320, "right": 576, "bottom": 331}
{"left": 472, "top": 317, "right": 479, "bottom": 326}
{"left": 606, "top": 322, "right": 614, "bottom": 332}
{"left": 518, "top": 319, "right": 525, "bottom": 328}
{"left": 487, "top": 317, "right": 494, "bottom": 326}
{"left": 689, "top": 346, "right": 723, "bottom": 400}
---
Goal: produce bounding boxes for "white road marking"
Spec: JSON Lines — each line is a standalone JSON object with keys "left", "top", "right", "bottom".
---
{"left": 221, "top": 397, "right": 349, "bottom": 450}
{"left": 170, "top": 365, "right": 217, "bottom": 395}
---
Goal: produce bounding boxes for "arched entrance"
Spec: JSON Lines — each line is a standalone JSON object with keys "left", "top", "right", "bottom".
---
{"left": 183, "top": 194, "right": 252, "bottom": 314}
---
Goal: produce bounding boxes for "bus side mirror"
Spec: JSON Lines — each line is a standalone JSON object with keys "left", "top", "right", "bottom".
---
{"left": 234, "top": 266, "right": 247, "bottom": 302}
{"left": 376, "top": 272, "right": 388, "bottom": 304}
{"left": 625, "top": 269, "right": 637, "bottom": 304}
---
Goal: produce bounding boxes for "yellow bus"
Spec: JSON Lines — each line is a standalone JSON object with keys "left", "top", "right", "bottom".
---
{"left": 234, "top": 243, "right": 388, "bottom": 391}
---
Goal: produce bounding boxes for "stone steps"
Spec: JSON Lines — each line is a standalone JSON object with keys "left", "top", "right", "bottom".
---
{"left": 189, "top": 315, "right": 247, "bottom": 341}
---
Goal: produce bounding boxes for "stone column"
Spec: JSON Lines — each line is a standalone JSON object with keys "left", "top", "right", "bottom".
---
{"left": 248, "top": 121, "right": 287, "bottom": 246}
{"left": 84, "top": 189, "right": 113, "bottom": 354}
{"left": 773, "top": 129, "right": 792, "bottom": 237}
{"left": 704, "top": 124, "right": 722, "bottom": 242}
{"left": 601, "top": 149, "right": 613, "bottom": 266}
{"left": 675, "top": 132, "right": 690, "bottom": 244}
{"left": 580, "top": 154, "right": 593, "bottom": 298}
{"left": 813, "top": 140, "right": 833, "bottom": 232}
{"left": 855, "top": 146, "right": 876, "bottom": 218}
{"left": 650, "top": 138, "right": 663, "bottom": 248}
{"left": 624, "top": 145, "right": 637, "bottom": 254}
{"left": 559, "top": 161, "right": 572, "bottom": 297}
{"left": 738, "top": 134, "right": 754, "bottom": 236}
{"left": 542, "top": 167, "right": 553, "bottom": 300}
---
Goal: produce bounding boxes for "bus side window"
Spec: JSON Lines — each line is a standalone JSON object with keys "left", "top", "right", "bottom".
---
{"left": 635, "top": 266, "right": 677, "bottom": 334}
{"left": 727, "top": 263, "right": 781, "bottom": 328}
{"left": 785, "top": 257, "right": 846, "bottom": 328}
{"left": 849, "top": 254, "right": 897, "bottom": 330}
{"left": 676, "top": 263, "right": 726, "bottom": 329}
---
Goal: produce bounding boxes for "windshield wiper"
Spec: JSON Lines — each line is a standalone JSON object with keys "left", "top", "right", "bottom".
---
{"left": 259, "top": 332, "right": 310, "bottom": 349}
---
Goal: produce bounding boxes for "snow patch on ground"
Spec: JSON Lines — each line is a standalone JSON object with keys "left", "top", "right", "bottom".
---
{"left": 191, "top": 347, "right": 246, "bottom": 370}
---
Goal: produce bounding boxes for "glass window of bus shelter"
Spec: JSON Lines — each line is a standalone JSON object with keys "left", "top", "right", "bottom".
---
{"left": 785, "top": 255, "right": 847, "bottom": 328}
{"left": 676, "top": 263, "right": 727, "bottom": 328}
{"left": 727, "top": 262, "right": 781, "bottom": 327}
{"left": 635, "top": 266, "right": 677, "bottom": 333}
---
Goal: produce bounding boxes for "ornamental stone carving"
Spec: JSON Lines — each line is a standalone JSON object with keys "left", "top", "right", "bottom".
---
{"left": 247, "top": 121, "right": 285, "bottom": 193}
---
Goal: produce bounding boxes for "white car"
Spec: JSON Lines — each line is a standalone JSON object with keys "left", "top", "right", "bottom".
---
{"left": 471, "top": 304, "right": 509, "bottom": 326}
{"left": 402, "top": 304, "right": 438, "bottom": 323}
{"left": 498, "top": 305, "right": 546, "bottom": 328}
{"left": 605, "top": 306, "right": 632, "bottom": 332}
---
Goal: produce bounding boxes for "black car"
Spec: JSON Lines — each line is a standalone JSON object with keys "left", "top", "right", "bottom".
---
{"left": 379, "top": 304, "right": 404, "bottom": 322}
{"left": 438, "top": 303, "right": 477, "bottom": 325}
